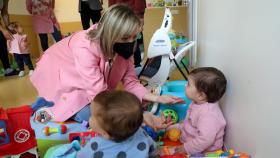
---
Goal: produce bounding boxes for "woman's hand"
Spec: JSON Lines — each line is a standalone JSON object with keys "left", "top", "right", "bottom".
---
{"left": 156, "top": 95, "right": 185, "bottom": 104}
{"left": 2, "top": 28, "right": 13, "bottom": 40}
{"left": 143, "top": 93, "right": 184, "bottom": 105}
{"left": 143, "top": 112, "right": 173, "bottom": 131}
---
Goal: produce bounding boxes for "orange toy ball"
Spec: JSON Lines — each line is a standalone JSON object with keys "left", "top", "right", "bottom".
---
{"left": 167, "top": 128, "right": 181, "bottom": 142}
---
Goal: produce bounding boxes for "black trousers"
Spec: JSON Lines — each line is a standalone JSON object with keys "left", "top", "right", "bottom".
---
{"left": 0, "top": 31, "right": 11, "bottom": 69}
{"left": 38, "top": 26, "right": 62, "bottom": 52}
{"left": 80, "top": 1, "right": 101, "bottom": 30}
{"left": 13, "top": 54, "right": 34, "bottom": 71}
{"left": 134, "top": 32, "right": 144, "bottom": 67}
{"left": 134, "top": 40, "right": 142, "bottom": 67}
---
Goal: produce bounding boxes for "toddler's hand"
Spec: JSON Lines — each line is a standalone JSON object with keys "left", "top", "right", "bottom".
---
{"left": 174, "top": 145, "right": 187, "bottom": 154}
{"left": 143, "top": 112, "right": 173, "bottom": 131}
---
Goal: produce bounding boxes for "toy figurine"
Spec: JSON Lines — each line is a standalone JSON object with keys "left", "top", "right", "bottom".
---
{"left": 163, "top": 109, "right": 178, "bottom": 123}
{"left": 166, "top": 128, "right": 181, "bottom": 142}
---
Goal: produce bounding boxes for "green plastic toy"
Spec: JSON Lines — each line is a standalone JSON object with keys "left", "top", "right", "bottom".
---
{"left": 162, "top": 109, "right": 178, "bottom": 123}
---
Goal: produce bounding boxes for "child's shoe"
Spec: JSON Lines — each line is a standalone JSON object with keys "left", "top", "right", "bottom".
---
{"left": 29, "top": 70, "right": 34, "bottom": 76}
{"left": 18, "top": 70, "right": 25, "bottom": 77}
{"left": 4, "top": 68, "right": 18, "bottom": 76}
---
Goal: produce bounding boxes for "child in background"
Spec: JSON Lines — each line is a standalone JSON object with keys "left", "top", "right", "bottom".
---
{"left": 7, "top": 22, "right": 34, "bottom": 77}
{"left": 46, "top": 90, "right": 157, "bottom": 158}
{"left": 167, "top": 67, "right": 227, "bottom": 155}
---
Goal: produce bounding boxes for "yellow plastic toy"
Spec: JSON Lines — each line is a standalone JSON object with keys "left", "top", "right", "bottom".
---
{"left": 215, "top": 150, "right": 224, "bottom": 155}
{"left": 166, "top": 128, "right": 181, "bottom": 142}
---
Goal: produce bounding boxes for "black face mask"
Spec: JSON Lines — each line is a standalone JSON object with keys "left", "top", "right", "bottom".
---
{"left": 113, "top": 41, "right": 135, "bottom": 59}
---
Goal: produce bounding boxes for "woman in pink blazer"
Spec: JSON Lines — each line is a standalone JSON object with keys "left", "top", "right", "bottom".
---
{"left": 26, "top": 0, "right": 62, "bottom": 51}
{"left": 31, "top": 5, "right": 182, "bottom": 125}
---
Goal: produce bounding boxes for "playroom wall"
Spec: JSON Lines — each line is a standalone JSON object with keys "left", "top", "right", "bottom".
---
{"left": 197, "top": 0, "right": 280, "bottom": 157}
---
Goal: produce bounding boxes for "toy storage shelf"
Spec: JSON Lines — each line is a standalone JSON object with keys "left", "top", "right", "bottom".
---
{"left": 143, "top": 6, "right": 190, "bottom": 58}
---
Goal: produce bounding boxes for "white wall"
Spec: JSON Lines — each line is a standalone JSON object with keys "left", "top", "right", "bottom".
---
{"left": 8, "top": 0, "right": 97, "bottom": 22}
{"left": 54, "top": 0, "right": 109, "bottom": 22}
{"left": 9, "top": 0, "right": 29, "bottom": 15}
{"left": 8, "top": 0, "right": 81, "bottom": 22}
{"left": 197, "top": 0, "right": 280, "bottom": 157}
{"left": 54, "top": 0, "right": 80, "bottom": 22}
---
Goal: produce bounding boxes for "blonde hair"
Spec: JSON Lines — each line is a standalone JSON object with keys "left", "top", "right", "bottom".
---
{"left": 87, "top": 4, "right": 141, "bottom": 59}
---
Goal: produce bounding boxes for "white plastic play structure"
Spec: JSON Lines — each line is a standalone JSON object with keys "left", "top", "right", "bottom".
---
{"left": 138, "top": 8, "right": 196, "bottom": 89}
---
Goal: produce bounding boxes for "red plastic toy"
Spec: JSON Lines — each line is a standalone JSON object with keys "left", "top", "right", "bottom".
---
{"left": 43, "top": 124, "right": 67, "bottom": 136}
{"left": 69, "top": 131, "right": 98, "bottom": 146}
{"left": 0, "top": 106, "right": 37, "bottom": 157}
{"left": 161, "top": 154, "right": 188, "bottom": 158}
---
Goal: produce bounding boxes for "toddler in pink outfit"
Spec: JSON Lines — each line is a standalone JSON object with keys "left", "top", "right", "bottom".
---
{"left": 167, "top": 67, "right": 227, "bottom": 155}
{"left": 7, "top": 22, "right": 34, "bottom": 77}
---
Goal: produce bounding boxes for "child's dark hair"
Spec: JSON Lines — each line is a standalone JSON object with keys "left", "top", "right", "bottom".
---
{"left": 189, "top": 67, "right": 227, "bottom": 103}
{"left": 93, "top": 90, "right": 143, "bottom": 142}
{"left": 8, "top": 22, "right": 19, "bottom": 34}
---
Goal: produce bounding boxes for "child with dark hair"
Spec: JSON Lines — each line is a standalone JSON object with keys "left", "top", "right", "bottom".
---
{"left": 167, "top": 67, "right": 227, "bottom": 155}
{"left": 46, "top": 90, "right": 157, "bottom": 158}
{"left": 87, "top": 90, "right": 143, "bottom": 143}
{"left": 77, "top": 90, "right": 157, "bottom": 157}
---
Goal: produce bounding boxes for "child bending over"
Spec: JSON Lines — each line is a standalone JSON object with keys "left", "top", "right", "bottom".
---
{"left": 167, "top": 67, "right": 227, "bottom": 155}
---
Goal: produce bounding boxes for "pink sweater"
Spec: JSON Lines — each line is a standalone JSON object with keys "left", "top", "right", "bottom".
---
{"left": 8, "top": 34, "right": 29, "bottom": 54}
{"left": 169, "top": 102, "right": 226, "bottom": 155}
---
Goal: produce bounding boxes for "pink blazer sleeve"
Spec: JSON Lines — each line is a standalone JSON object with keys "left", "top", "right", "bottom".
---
{"left": 26, "top": 0, "right": 32, "bottom": 14}
{"left": 72, "top": 42, "right": 108, "bottom": 101}
{"left": 183, "top": 114, "right": 220, "bottom": 154}
{"left": 122, "top": 57, "right": 148, "bottom": 102}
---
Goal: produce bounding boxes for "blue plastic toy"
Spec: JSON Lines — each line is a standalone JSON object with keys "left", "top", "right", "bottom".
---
{"left": 143, "top": 126, "right": 157, "bottom": 140}
{"left": 31, "top": 97, "right": 54, "bottom": 114}
{"left": 176, "top": 33, "right": 188, "bottom": 45}
{"left": 44, "top": 140, "right": 81, "bottom": 158}
{"left": 155, "top": 80, "right": 191, "bottom": 122}
{"left": 0, "top": 118, "right": 10, "bottom": 146}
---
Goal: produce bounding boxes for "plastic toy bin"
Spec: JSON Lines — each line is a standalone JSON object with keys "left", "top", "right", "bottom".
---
{"left": 155, "top": 80, "right": 191, "bottom": 121}
{"left": 30, "top": 117, "right": 87, "bottom": 157}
